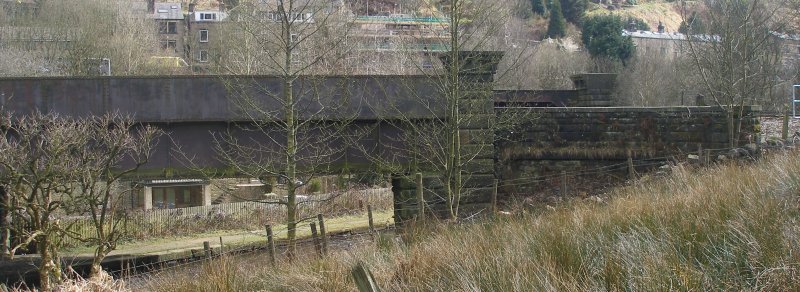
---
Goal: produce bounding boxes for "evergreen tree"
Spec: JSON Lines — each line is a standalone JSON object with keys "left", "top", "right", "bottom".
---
{"left": 581, "top": 14, "right": 635, "bottom": 63}
{"left": 625, "top": 16, "right": 650, "bottom": 31}
{"left": 532, "top": 0, "right": 546, "bottom": 15}
{"left": 546, "top": 0, "right": 566, "bottom": 38}
{"left": 560, "top": 0, "right": 587, "bottom": 24}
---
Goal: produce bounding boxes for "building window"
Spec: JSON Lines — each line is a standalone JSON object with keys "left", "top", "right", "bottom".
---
{"left": 268, "top": 11, "right": 282, "bottom": 22}
{"left": 159, "top": 21, "right": 178, "bottom": 34}
{"left": 199, "top": 29, "right": 209, "bottom": 42}
{"left": 200, "top": 12, "right": 216, "bottom": 20}
{"left": 151, "top": 186, "right": 203, "bottom": 209}
{"left": 199, "top": 50, "right": 208, "bottom": 62}
{"left": 160, "top": 40, "right": 177, "bottom": 52}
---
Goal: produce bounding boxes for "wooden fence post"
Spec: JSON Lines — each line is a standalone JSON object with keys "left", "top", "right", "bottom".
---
{"left": 416, "top": 173, "right": 424, "bottom": 220}
{"left": 219, "top": 236, "right": 224, "bottom": 255}
{"left": 367, "top": 204, "right": 375, "bottom": 233}
{"left": 352, "top": 261, "right": 381, "bottom": 292}
{"left": 627, "top": 149, "right": 635, "bottom": 180}
{"left": 705, "top": 149, "right": 712, "bottom": 165}
{"left": 310, "top": 222, "right": 322, "bottom": 258}
{"left": 317, "top": 214, "right": 328, "bottom": 256}
{"left": 697, "top": 144, "right": 704, "bottom": 166}
{"left": 783, "top": 106, "right": 790, "bottom": 141}
{"left": 266, "top": 224, "right": 276, "bottom": 266}
{"left": 491, "top": 179, "right": 498, "bottom": 215}
{"left": 561, "top": 171, "right": 567, "bottom": 196}
{"left": 203, "top": 241, "right": 211, "bottom": 259}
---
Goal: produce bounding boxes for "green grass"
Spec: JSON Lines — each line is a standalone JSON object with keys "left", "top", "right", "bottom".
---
{"left": 143, "top": 151, "right": 800, "bottom": 291}
{"left": 63, "top": 210, "right": 394, "bottom": 257}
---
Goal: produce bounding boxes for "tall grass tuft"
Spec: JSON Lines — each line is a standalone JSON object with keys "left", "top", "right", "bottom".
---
{"left": 143, "top": 151, "right": 800, "bottom": 291}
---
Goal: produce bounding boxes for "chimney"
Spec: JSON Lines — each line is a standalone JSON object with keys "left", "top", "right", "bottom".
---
{"left": 147, "top": 0, "right": 155, "bottom": 14}
{"left": 189, "top": 3, "right": 196, "bottom": 13}
{"left": 219, "top": 0, "right": 226, "bottom": 12}
{"left": 657, "top": 21, "right": 665, "bottom": 33}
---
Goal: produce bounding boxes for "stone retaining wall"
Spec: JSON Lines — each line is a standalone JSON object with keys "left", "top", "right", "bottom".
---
{"left": 496, "top": 106, "right": 760, "bottom": 196}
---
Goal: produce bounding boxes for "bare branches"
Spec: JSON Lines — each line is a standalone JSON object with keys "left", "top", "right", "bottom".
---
{"left": 681, "top": 0, "right": 789, "bottom": 146}
{"left": 0, "top": 111, "right": 162, "bottom": 283}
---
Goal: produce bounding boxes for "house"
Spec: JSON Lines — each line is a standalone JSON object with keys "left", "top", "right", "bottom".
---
{"left": 187, "top": 3, "right": 228, "bottom": 72}
{"left": 0, "top": 0, "right": 37, "bottom": 22}
{"left": 135, "top": 179, "right": 213, "bottom": 210}
{"left": 771, "top": 31, "right": 800, "bottom": 69}
{"left": 623, "top": 29, "right": 688, "bottom": 59}
{"left": 148, "top": 2, "right": 186, "bottom": 59}
{"left": 352, "top": 14, "right": 450, "bottom": 52}
{"left": 347, "top": 14, "right": 450, "bottom": 73}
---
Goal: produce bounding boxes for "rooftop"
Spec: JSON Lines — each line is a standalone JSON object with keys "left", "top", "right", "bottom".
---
{"left": 153, "top": 2, "right": 183, "bottom": 20}
{"left": 623, "top": 30, "right": 688, "bottom": 40}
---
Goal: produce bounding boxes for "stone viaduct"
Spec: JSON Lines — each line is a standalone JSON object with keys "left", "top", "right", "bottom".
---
{"left": 0, "top": 52, "right": 760, "bottom": 222}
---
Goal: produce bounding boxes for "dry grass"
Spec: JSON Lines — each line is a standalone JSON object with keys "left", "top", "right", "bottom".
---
{"left": 143, "top": 151, "right": 800, "bottom": 291}
{"left": 586, "top": 1, "right": 685, "bottom": 32}
{"left": 1, "top": 271, "right": 130, "bottom": 292}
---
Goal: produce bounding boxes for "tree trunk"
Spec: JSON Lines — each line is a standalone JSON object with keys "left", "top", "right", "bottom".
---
{"left": 89, "top": 246, "right": 109, "bottom": 278}
{"left": 728, "top": 111, "right": 736, "bottom": 148}
{"left": 1, "top": 186, "right": 8, "bottom": 257}
{"left": 37, "top": 237, "right": 61, "bottom": 291}
{"left": 284, "top": 77, "right": 298, "bottom": 260}
{"left": 282, "top": 4, "right": 298, "bottom": 260}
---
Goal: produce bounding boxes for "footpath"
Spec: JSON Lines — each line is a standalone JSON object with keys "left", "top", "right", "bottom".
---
{"left": 1, "top": 210, "right": 394, "bottom": 285}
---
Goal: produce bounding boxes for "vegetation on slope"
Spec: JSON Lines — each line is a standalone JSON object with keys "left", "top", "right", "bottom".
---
{"left": 586, "top": 1, "right": 687, "bottom": 32}
{"left": 146, "top": 151, "right": 800, "bottom": 291}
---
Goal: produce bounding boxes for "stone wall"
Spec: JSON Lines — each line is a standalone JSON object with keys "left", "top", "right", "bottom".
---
{"left": 392, "top": 52, "right": 502, "bottom": 222}
{"left": 497, "top": 106, "right": 760, "bottom": 197}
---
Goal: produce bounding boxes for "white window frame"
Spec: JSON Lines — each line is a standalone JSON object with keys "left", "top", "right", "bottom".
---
{"left": 199, "top": 29, "right": 209, "bottom": 43}
{"left": 200, "top": 13, "right": 216, "bottom": 20}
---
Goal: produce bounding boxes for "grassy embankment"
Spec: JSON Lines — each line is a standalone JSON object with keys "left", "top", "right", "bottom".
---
{"left": 146, "top": 151, "right": 800, "bottom": 291}
{"left": 585, "top": 1, "right": 685, "bottom": 32}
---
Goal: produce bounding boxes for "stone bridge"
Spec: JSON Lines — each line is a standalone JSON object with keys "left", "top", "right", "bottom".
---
{"left": 0, "top": 52, "right": 760, "bottom": 222}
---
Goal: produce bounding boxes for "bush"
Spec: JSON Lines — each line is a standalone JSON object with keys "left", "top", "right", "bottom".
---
{"left": 307, "top": 179, "right": 322, "bottom": 193}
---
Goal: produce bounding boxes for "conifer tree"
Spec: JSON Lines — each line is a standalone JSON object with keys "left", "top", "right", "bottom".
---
{"left": 547, "top": 0, "right": 566, "bottom": 38}
{"left": 532, "top": 0, "right": 546, "bottom": 15}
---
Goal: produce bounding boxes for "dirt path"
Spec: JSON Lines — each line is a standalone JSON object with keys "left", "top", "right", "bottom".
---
{"left": 63, "top": 210, "right": 394, "bottom": 258}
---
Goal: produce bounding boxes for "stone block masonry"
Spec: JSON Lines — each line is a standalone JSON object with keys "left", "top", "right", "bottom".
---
{"left": 496, "top": 106, "right": 760, "bottom": 197}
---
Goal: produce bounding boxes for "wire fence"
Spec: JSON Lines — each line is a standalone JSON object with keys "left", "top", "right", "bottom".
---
{"left": 390, "top": 144, "right": 772, "bottom": 217}
{"left": 61, "top": 188, "right": 393, "bottom": 248}
{"left": 51, "top": 144, "right": 785, "bottom": 283}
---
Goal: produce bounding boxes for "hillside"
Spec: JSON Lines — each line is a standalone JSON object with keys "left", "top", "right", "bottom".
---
{"left": 586, "top": 1, "right": 687, "bottom": 32}
{"left": 189, "top": 0, "right": 692, "bottom": 35}
{"left": 145, "top": 150, "right": 800, "bottom": 290}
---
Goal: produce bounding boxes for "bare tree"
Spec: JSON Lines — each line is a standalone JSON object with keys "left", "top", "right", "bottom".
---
{"left": 207, "top": 0, "right": 357, "bottom": 259}
{"left": 614, "top": 50, "right": 701, "bottom": 106}
{"left": 68, "top": 115, "right": 161, "bottom": 278}
{"left": 496, "top": 41, "right": 592, "bottom": 90}
{"left": 0, "top": 48, "right": 58, "bottom": 77}
{"left": 359, "top": 0, "right": 535, "bottom": 220}
{"left": 19, "top": 0, "right": 160, "bottom": 76}
{"left": 682, "top": 0, "right": 789, "bottom": 146}
{"left": 0, "top": 111, "right": 161, "bottom": 286}
{"left": 0, "top": 112, "right": 88, "bottom": 290}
